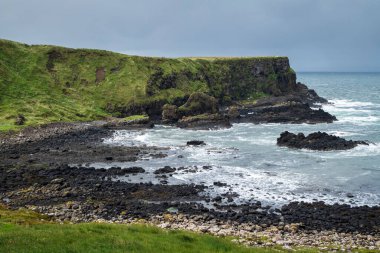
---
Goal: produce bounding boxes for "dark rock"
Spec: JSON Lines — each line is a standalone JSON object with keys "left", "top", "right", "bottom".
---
{"left": 162, "top": 104, "right": 179, "bottom": 123}
{"left": 213, "top": 181, "right": 227, "bottom": 187}
{"left": 15, "top": 114, "right": 26, "bottom": 125}
{"left": 150, "top": 153, "right": 167, "bottom": 159}
{"left": 104, "top": 117, "right": 153, "bottom": 129}
{"left": 213, "top": 196, "right": 222, "bottom": 202}
{"left": 234, "top": 102, "right": 336, "bottom": 124}
{"left": 227, "top": 106, "right": 240, "bottom": 119}
{"left": 105, "top": 156, "right": 113, "bottom": 161}
{"left": 123, "top": 167, "right": 145, "bottom": 174}
{"left": 277, "top": 131, "right": 369, "bottom": 151}
{"left": 186, "top": 140, "right": 205, "bottom": 146}
{"left": 9, "top": 154, "right": 20, "bottom": 159}
{"left": 178, "top": 113, "right": 231, "bottom": 129}
{"left": 154, "top": 166, "right": 176, "bottom": 174}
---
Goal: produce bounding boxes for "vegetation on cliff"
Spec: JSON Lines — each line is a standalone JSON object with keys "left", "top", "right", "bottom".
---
{"left": 0, "top": 39, "right": 296, "bottom": 131}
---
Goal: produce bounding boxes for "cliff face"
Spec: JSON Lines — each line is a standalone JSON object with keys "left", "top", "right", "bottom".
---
{"left": 0, "top": 39, "right": 303, "bottom": 130}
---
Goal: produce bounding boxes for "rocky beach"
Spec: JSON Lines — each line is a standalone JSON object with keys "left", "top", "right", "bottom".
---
{"left": 1, "top": 113, "right": 379, "bottom": 251}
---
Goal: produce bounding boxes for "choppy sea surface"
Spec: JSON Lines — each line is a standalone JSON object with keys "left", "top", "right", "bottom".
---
{"left": 100, "top": 72, "right": 380, "bottom": 208}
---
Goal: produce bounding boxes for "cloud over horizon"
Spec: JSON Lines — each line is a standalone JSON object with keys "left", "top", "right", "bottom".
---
{"left": 1, "top": 0, "right": 379, "bottom": 71}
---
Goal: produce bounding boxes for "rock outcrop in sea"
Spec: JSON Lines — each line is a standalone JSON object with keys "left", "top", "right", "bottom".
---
{"left": 277, "top": 131, "right": 369, "bottom": 150}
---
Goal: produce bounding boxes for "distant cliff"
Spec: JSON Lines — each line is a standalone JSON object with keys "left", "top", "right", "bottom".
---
{"left": 0, "top": 39, "right": 300, "bottom": 130}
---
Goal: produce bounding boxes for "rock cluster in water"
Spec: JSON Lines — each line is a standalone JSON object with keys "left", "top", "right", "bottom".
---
{"left": 186, "top": 140, "right": 206, "bottom": 146}
{"left": 277, "top": 131, "right": 369, "bottom": 151}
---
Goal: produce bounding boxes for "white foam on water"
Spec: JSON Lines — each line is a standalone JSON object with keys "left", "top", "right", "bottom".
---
{"left": 328, "top": 99, "right": 376, "bottom": 108}
{"left": 236, "top": 136, "right": 276, "bottom": 145}
{"left": 337, "top": 115, "right": 380, "bottom": 125}
{"left": 172, "top": 164, "right": 380, "bottom": 207}
{"left": 327, "top": 131, "right": 363, "bottom": 137}
{"left": 321, "top": 99, "right": 380, "bottom": 126}
{"left": 288, "top": 143, "right": 380, "bottom": 159}
{"left": 342, "top": 143, "right": 380, "bottom": 157}
{"left": 101, "top": 101, "right": 380, "bottom": 208}
{"left": 103, "top": 130, "right": 145, "bottom": 146}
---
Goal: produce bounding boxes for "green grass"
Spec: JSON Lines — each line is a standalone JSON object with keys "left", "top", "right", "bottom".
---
{"left": 0, "top": 208, "right": 311, "bottom": 253}
{"left": 0, "top": 206, "right": 285, "bottom": 253}
{"left": 0, "top": 223, "right": 279, "bottom": 253}
{"left": 0, "top": 206, "right": 378, "bottom": 253}
{"left": 0, "top": 39, "right": 293, "bottom": 132}
{"left": 122, "top": 114, "right": 149, "bottom": 122}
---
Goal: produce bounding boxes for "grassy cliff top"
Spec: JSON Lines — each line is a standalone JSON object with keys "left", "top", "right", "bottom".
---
{"left": 0, "top": 39, "right": 294, "bottom": 131}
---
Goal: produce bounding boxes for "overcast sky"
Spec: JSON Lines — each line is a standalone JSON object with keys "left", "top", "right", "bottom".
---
{"left": 1, "top": 0, "right": 379, "bottom": 71}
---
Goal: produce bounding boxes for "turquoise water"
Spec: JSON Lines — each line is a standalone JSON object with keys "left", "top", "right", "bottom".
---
{"left": 102, "top": 73, "right": 380, "bottom": 207}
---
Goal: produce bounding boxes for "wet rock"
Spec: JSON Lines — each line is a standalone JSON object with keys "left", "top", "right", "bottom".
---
{"left": 277, "top": 131, "right": 369, "bottom": 151}
{"left": 186, "top": 140, "right": 205, "bottom": 146}
{"left": 104, "top": 117, "right": 153, "bottom": 129}
{"left": 178, "top": 113, "right": 231, "bottom": 129}
{"left": 123, "top": 167, "right": 145, "bottom": 174}
{"left": 150, "top": 153, "right": 167, "bottom": 159}
{"left": 51, "top": 178, "right": 65, "bottom": 184}
{"left": 154, "top": 166, "right": 176, "bottom": 174}
{"left": 213, "top": 196, "right": 222, "bottom": 202}
{"left": 213, "top": 181, "right": 227, "bottom": 187}
{"left": 235, "top": 102, "right": 336, "bottom": 124}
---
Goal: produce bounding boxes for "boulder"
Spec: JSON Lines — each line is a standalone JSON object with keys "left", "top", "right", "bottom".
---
{"left": 277, "top": 131, "right": 369, "bottom": 151}
{"left": 162, "top": 104, "right": 179, "bottom": 123}
{"left": 177, "top": 113, "right": 231, "bottom": 130}
{"left": 15, "top": 114, "right": 26, "bottom": 125}
{"left": 186, "top": 140, "right": 206, "bottom": 146}
{"left": 123, "top": 167, "right": 145, "bottom": 174}
{"left": 154, "top": 166, "right": 176, "bottom": 174}
{"left": 227, "top": 106, "right": 240, "bottom": 119}
{"left": 178, "top": 92, "right": 218, "bottom": 117}
{"left": 235, "top": 103, "right": 336, "bottom": 124}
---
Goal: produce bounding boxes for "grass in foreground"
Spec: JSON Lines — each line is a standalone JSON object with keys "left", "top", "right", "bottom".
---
{"left": 0, "top": 206, "right": 378, "bottom": 253}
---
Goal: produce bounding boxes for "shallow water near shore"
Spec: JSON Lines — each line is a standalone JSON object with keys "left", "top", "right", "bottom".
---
{"left": 100, "top": 72, "right": 380, "bottom": 208}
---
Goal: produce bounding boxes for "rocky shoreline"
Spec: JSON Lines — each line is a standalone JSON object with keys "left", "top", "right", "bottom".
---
{"left": 1, "top": 121, "right": 379, "bottom": 251}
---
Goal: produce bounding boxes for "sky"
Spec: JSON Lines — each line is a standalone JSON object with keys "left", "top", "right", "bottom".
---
{"left": 1, "top": 0, "right": 379, "bottom": 72}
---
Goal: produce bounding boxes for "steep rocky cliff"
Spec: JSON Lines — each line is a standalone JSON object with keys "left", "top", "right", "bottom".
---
{"left": 0, "top": 39, "right": 326, "bottom": 130}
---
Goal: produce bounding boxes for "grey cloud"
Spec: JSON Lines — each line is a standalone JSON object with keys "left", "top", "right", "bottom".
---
{"left": 0, "top": 0, "right": 379, "bottom": 71}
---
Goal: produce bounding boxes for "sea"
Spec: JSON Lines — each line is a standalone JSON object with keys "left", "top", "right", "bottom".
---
{"left": 98, "top": 72, "right": 380, "bottom": 208}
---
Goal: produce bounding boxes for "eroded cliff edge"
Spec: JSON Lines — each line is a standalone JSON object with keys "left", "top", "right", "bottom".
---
{"left": 0, "top": 39, "right": 334, "bottom": 130}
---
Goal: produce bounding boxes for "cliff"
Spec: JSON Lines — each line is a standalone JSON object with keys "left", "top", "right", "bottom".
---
{"left": 0, "top": 39, "right": 308, "bottom": 130}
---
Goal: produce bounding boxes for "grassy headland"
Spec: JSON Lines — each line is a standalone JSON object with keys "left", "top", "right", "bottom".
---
{"left": 0, "top": 39, "right": 295, "bottom": 131}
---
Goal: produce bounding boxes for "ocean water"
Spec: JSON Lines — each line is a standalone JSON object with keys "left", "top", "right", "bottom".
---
{"left": 101, "top": 72, "right": 380, "bottom": 208}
